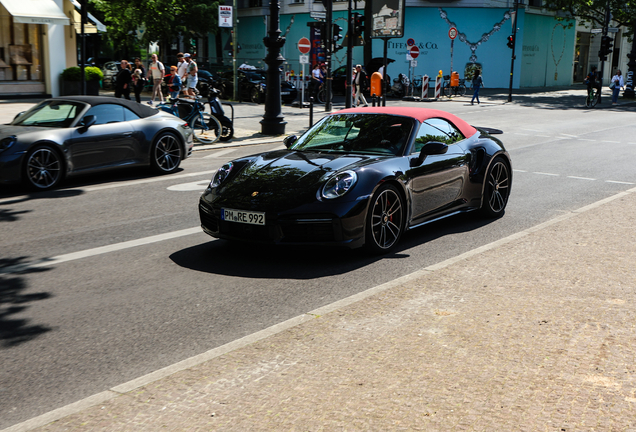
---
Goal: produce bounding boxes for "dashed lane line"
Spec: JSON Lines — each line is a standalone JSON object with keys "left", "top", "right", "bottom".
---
{"left": 0, "top": 227, "right": 205, "bottom": 275}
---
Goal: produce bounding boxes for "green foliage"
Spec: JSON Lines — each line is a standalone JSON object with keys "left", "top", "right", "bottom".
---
{"left": 544, "top": 0, "right": 634, "bottom": 36}
{"left": 91, "top": 0, "right": 220, "bottom": 51}
{"left": 61, "top": 66, "right": 104, "bottom": 82}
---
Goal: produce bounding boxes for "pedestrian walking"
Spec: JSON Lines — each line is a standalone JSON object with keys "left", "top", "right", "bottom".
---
{"left": 471, "top": 69, "right": 483, "bottom": 105}
{"left": 353, "top": 65, "right": 368, "bottom": 107}
{"left": 184, "top": 53, "right": 198, "bottom": 98}
{"left": 610, "top": 69, "right": 624, "bottom": 105}
{"left": 167, "top": 66, "right": 182, "bottom": 100}
{"left": 147, "top": 53, "right": 165, "bottom": 105}
{"left": 310, "top": 64, "right": 323, "bottom": 102}
{"left": 131, "top": 58, "right": 146, "bottom": 103}
{"left": 176, "top": 53, "right": 188, "bottom": 96}
{"left": 114, "top": 59, "right": 132, "bottom": 100}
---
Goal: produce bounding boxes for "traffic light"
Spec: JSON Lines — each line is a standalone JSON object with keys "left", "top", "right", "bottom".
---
{"left": 351, "top": 13, "right": 365, "bottom": 46}
{"left": 599, "top": 35, "right": 613, "bottom": 61}
{"left": 332, "top": 24, "right": 344, "bottom": 51}
{"left": 507, "top": 35, "right": 515, "bottom": 49}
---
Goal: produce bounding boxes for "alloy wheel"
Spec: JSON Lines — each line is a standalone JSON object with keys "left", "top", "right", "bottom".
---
{"left": 27, "top": 147, "right": 62, "bottom": 190}
{"left": 485, "top": 159, "right": 510, "bottom": 215}
{"left": 370, "top": 187, "right": 404, "bottom": 250}
{"left": 154, "top": 134, "right": 181, "bottom": 172}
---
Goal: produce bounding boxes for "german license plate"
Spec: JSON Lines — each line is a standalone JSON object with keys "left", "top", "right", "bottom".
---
{"left": 221, "top": 208, "right": 265, "bottom": 225}
{"left": 281, "top": 91, "right": 290, "bottom": 95}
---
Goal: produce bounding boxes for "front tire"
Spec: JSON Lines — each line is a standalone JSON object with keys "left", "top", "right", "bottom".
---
{"left": 192, "top": 113, "right": 220, "bottom": 144}
{"left": 365, "top": 184, "right": 405, "bottom": 254}
{"left": 150, "top": 132, "right": 182, "bottom": 174}
{"left": 480, "top": 156, "right": 511, "bottom": 218}
{"left": 24, "top": 145, "right": 64, "bottom": 190}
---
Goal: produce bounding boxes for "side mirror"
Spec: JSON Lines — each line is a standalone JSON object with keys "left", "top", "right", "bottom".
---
{"left": 410, "top": 141, "right": 448, "bottom": 167}
{"left": 79, "top": 115, "right": 97, "bottom": 129}
{"left": 13, "top": 112, "right": 25, "bottom": 123}
{"left": 283, "top": 134, "right": 298, "bottom": 149}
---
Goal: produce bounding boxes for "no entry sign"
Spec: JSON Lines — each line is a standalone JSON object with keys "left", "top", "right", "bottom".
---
{"left": 298, "top": 37, "right": 311, "bottom": 54}
{"left": 409, "top": 46, "right": 420, "bottom": 59}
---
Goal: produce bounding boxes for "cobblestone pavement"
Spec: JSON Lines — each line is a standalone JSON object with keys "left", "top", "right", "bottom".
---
{"left": 12, "top": 188, "right": 633, "bottom": 431}
{"left": 3, "top": 88, "right": 636, "bottom": 431}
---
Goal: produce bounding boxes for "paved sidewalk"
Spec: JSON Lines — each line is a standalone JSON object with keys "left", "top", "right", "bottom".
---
{"left": 7, "top": 186, "right": 634, "bottom": 431}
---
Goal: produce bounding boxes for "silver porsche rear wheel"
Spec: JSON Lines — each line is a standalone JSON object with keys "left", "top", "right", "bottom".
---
{"left": 366, "top": 184, "right": 405, "bottom": 254}
{"left": 25, "top": 146, "right": 63, "bottom": 190}
{"left": 151, "top": 132, "right": 182, "bottom": 174}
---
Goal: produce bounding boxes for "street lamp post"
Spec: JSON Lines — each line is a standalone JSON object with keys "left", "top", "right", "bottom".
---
{"left": 260, "top": 0, "right": 287, "bottom": 135}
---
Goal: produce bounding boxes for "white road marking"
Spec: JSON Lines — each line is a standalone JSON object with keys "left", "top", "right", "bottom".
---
{"left": 567, "top": 176, "right": 596, "bottom": 181}
{"left": 167, "top": 180, "right": 210, "bottom": 191}
{"left": 85, "top": 170, "right": 215, "bottom": 192}
{"left": 0, "top": 227, "right": 206, "bottom": 275}
{"left": 0, "top": 171, "right": 217, "bottom": 204}
{"left": 601, "top": 140, "right": 620, "bottom": 143}
{"left": 203, "top": 148, "right": 237, "bottom": 158}
{"left": 577, "top": 139, "right": 595, "bottom": 142}
{"left": 533, "top": 172, "right": 560, "bottom": 176}
{"left": 9, "top": 186, "right": 636, "bottom": 432}
{"left": 513, "top": 169, "right": 527, "bottom": 172}
{"left": 560, "top": 133, "right": 578, "bottom": 137}
{"left": 536, "top": 135, "right": 551, "bottom": 137}
{"left": 606, "top": 180, "right": 635, "bottom": 185}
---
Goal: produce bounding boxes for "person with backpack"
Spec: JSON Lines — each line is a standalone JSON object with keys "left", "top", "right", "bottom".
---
{"left": 610, "top": 69, "right": 624, "bottom": 105}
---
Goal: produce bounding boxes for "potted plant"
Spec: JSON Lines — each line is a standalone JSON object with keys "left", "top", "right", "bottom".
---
{"left": 61, "top": 66, "right": 104, "bottom": 96}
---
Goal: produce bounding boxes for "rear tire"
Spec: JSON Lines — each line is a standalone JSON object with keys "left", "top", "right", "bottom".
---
{"left": 480, "top": 156, "right": 510, "bottom": 218}
{"left": 250, "top": 87, "right": 262, "bottom": 104}
{"left": 150, "top": 132, "right": 182, "bottom": 174}
{"left": 219, "top": 120, "right": 233, "bottom": 142}
{"left": 24, "top": 145, "right": 64, "bottom": 190}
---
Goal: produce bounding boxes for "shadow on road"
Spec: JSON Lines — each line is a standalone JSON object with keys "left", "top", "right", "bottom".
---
{"left": 0, "top": 257, "right": 52, "bottom": 348}
{"left": 170, "top": 212, "right": 496, "bottom": 279}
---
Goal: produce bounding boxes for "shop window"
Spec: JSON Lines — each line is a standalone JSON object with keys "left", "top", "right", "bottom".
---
{"left": 0, "top": 5, "right": 44, "bottom": 82}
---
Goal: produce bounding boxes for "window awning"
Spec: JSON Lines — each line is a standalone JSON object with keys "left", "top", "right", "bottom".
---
{"left": 70, "top": 0, "right": 106, "bottom": 33}
{"left": 0, "top": 0, "right": 70, "bottom": 25}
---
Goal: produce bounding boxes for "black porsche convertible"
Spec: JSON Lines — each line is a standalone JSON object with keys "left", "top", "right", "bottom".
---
{"left": 199, "top": 107, "right": 511, "bottom": 253}
{"left": 0, "top": 96, "right": 194, "bottom": 190}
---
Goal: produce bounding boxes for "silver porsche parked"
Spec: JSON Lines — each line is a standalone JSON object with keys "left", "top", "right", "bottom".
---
{"left": 0, "top": 96, "right": 194, "bottom": 190}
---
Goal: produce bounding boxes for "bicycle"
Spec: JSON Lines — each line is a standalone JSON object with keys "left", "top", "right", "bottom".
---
{"left": 157, "top": 97, "right": 221, "bottom": 144}
{"left": 585, "top": 85, "right": 601, "bottom": 108}
{"left": 317, "top": 83, "right": 332, "bottom": 104}
{"left": 442, "top": 75, "right": 467, "bottom": 97}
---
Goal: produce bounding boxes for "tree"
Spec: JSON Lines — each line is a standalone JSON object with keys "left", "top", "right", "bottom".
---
{"left": 545, "top": 0, "right": 635, "bottom": 37}
{"left": 91, "top": 0, "right": 220, "bottom": 53}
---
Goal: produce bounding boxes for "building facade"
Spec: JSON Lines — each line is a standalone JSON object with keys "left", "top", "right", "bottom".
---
{"left": 208, "top": 0, "right": 629, "bottom": 89}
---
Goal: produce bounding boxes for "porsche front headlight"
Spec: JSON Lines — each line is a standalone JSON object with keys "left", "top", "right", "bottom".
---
{"left": 322, "top": 170, "right": 357, "bottom": 199}
{"left": 211, "top": 162, "right": 233, "bottom": 188}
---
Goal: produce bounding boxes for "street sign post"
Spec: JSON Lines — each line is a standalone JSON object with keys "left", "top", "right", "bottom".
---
{"left": 449, "top": 27, "right": 457, "bottom": 80}
{"left": 298, "top": 37, "right": 311, "bottom": 106}
{"left": 310, "top": 11, "right": 326, "bottom": 20}
{"left": 297, "top": 37, "right": 311, "bottom": 54}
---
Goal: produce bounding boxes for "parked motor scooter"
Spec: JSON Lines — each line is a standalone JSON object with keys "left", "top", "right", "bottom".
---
{"left": 207, "top": 88, "right": 233, "bottom": 142}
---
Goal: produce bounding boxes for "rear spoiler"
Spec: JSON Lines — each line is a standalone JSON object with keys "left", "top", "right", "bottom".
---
{"left": 474, "top": 126, "right": 503, "bottom": 135}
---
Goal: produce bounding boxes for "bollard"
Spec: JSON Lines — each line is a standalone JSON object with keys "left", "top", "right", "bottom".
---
{"left": 372, "top": 94, "right": 377, "bottom": 107}
{"left": 422, "top": 75, "right": 429, "bottom": 100}
{"left": 435, "top": 75, "right": 442, "bottom": 100}
{"left": 309, "top": 97, "right": 314, "bottom": 127}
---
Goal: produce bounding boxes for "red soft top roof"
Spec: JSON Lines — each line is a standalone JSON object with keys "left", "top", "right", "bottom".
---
{"left": 336, "top": 106, "right": 477, "bottom": 139}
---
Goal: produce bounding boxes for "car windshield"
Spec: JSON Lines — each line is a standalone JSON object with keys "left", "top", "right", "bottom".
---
{"left": 291, "top": 113, "right": 415, "bottom": 156}
{"left": 12, "top": 100, "right": 83, "bottom": 128}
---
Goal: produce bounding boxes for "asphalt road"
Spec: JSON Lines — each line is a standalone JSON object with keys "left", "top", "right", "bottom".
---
{"left": 1, "top": 91, "right": 635, "bottom": 430}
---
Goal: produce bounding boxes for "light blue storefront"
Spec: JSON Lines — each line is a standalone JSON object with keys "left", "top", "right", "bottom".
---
{"left": 227, "top": 6, "right": 575, "bottom": 89}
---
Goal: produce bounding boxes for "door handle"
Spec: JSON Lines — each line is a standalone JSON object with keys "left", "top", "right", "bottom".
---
{"left": 123, "top": 132, "right": 133, "bottom": 136}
